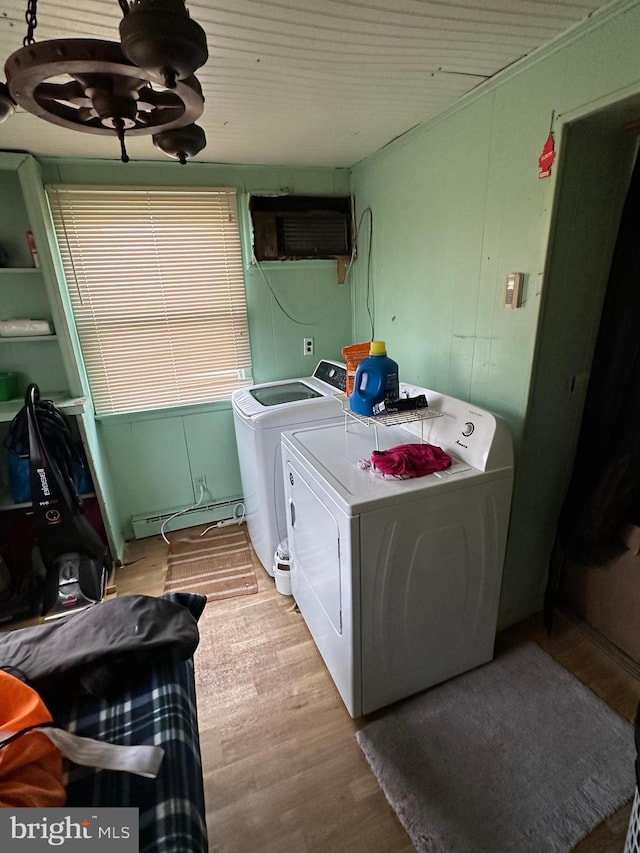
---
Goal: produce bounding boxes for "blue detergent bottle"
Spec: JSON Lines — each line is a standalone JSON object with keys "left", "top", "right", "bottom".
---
{"left": 349, "top": 340, "right": 399, "bottom": 416}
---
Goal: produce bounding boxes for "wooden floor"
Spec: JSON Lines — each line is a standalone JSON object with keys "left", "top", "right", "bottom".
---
{"left": 118, "top": 529, "right": 640, "bottom": 853}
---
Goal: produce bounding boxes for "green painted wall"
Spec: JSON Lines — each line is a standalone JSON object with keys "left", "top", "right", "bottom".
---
{"left": 39, "top": 159, "right": 352, "bottom": 539}
{"left": 349, "top": 0, "right": 640, "bottom": 627}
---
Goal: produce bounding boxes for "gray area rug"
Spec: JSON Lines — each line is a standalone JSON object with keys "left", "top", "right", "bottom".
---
{"left": 356, "top": 643, "right": 635, "bottom": 852}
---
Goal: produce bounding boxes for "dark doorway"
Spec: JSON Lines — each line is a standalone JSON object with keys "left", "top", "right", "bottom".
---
{"left": 557, "top": 148, "right": 640, "bottom": 564}
{"left": 545, "top": 137, "right": 640, "bottom": 658}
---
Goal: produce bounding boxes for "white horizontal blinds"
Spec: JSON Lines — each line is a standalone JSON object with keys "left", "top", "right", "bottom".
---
{"left": 47, "top": 186, "right": 252, "bottom": 415}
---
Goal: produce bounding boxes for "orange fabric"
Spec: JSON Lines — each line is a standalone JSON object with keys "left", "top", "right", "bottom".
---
{"left": 0, "top": 670, "right": 65, "bottom": 807}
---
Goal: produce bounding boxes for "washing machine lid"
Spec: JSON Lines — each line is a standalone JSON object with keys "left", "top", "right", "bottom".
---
{"left": 250, "top": 381, "right": 322, "bottom": 407}
{"left": 232, "top": 360, "right": 346, "bottom": 420}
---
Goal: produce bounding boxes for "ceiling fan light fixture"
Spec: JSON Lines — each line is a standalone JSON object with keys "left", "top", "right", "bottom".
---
{"left": 119, "top": 0, "right": 209, "bottom": 91}
{"left": 152, "top": 122, "right": 206, "bottom": 164}
{"left": 0, "top": 82, "right": 16, "bottom": 123}
{"left": 2, "top": 0, "right": 208, "bottom": 163}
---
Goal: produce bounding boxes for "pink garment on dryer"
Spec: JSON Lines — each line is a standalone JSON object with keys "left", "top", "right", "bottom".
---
{"left": 370, "top": 443, "right": 452, "bottom": 479}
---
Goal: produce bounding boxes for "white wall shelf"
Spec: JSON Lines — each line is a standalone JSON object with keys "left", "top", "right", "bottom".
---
{"left": 0, "top": 393, "right": 86, "bottom": 423}
{"left": 0, "top": 335, "right": 57, "bottom": 343}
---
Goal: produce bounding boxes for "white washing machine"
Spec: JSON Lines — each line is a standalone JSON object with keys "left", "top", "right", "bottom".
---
{"left": 281, "top": 384, "right": 514, "bottom": 717}
{"left": 232, "top": 360, "right": 346, "bottom": 575}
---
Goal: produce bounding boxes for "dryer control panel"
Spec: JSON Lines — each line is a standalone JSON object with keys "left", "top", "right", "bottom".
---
{"left": 396, "top": 383, "right": 513, "bottom": 473}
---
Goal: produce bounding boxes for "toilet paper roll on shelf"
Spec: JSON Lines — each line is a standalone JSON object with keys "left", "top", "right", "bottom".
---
{"left": 0, "top": 319, "right": 53, "bottom": 337}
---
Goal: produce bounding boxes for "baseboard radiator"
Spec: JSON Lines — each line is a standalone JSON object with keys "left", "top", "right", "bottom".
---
{"left": 132, "top": 496, "right": 245, "bottom": 539}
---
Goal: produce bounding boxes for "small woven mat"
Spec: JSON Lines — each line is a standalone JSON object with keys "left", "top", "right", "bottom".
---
{"left": 165, "top": 524, "right": 258, "bottom": 602}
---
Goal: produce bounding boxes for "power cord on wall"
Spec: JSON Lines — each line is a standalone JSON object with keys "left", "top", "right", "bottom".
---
{"left": 251, "top": 249, "right": 333, "bottom": 326}
{"left": 160, "top": 482, "right": 206, "bottom": 545}
{"left": 362, "top": 207, "right": 375, "bottom": 340}
{"left": 250, "top": 206, "right": 374, "bottom": 337}
{"left": 200, "top": 502, "right": 246, "bottom": 537}
{"left": 342, "top": 206, "right": 375, "bottom": 340}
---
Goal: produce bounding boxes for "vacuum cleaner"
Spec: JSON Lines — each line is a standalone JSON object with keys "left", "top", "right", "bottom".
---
{"left": 2, "top": 384, "right": 110, "bottom": 620}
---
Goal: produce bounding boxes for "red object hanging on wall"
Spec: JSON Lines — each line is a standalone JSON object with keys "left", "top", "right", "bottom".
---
{"left": 538, "top": 132, "right": 556, "bottom": 179}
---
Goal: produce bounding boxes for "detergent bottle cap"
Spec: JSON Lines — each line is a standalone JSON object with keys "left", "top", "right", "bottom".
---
{"left": 369, "top": 340, "right": 387, "bottom": 356}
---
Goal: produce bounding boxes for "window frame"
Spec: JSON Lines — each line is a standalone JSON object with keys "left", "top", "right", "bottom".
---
{"left": 46, "top": 185, "right": 253, "bottom": 416}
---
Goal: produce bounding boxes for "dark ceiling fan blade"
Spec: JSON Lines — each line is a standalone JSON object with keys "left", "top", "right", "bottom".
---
{"left": 36, "top": 80, "right": 92, "bottom": 107}
{"left": 76, "top": 107, "right": 98, "bottom": 122}
{"left": 70, "top": 70, "right": 146, "bottom": 94}
{"left": 137, "top": 86, "right": 183, "bottom": 109}
{"left": 134, "top": 106, "right": 184, "bottom": 127}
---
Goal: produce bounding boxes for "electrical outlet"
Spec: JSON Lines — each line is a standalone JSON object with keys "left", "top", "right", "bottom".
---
{"left": 303, "top": 337, "right": 314, "bottom": 356}
{"left": 195, "top": 475, "right": 207, "bottom": 493}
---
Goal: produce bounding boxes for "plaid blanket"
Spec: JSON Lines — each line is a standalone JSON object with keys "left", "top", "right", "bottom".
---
{"left": 49, "top": 656, "right": 208, "bottom": 853}
{"left": 41, "top": 592, "right": 209, "bottom": 853}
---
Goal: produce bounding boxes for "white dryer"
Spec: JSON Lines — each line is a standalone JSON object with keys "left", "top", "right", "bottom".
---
{"left": 232, "top": 360, "right": 346, "bottom": 575}
{"left": 281, "top": 384, "right": 514, "bottom": 717}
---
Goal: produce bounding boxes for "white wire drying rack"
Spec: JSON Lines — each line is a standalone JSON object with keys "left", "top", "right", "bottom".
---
{"left": 338, "top": 395, "right": 443, "bottom": 449}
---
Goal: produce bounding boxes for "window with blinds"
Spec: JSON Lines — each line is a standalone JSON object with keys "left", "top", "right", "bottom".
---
{"left": 47, "top": 186, "right": 252, "bottom": 415}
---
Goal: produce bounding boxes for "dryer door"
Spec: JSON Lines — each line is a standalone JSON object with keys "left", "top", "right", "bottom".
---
{"left": 286, "top": 462, "right": 341, "bottom": 632}
{"left": 284, "top": 457, "right": 360, "bottom": 717}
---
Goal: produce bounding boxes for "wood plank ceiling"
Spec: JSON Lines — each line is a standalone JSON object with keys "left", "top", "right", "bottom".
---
{"left": 0, "top": 0, "right": 612, "bottom": 167}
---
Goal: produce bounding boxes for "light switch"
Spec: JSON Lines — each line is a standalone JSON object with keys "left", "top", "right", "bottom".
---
{"left": 505, "top": 273, "right": 524, "bottom": 308}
